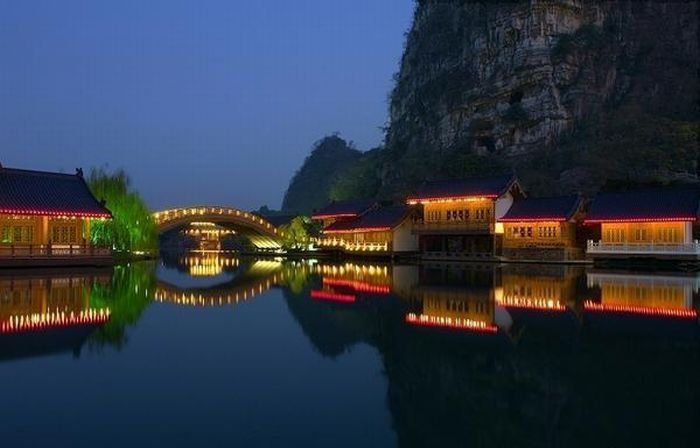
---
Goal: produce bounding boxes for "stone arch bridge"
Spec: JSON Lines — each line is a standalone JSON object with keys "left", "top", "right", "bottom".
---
{"left": 153, "top": 206, "right": 282, "bottom": 249}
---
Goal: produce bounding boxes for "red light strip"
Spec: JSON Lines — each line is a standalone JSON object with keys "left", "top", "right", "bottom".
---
{"left": 499, "top": 217, "right": 567, "bottom": 222}
{"left": 583, "top": 301, "right": 698, "bottom": 319}
{"left": 0, "top": 208, "right": 111, "bottom": 218}
{"left": 311, "top": 290, "right": 356, "bottom": 303}
{"left": 0, "top": 308, "right": 111, "bottom": 334}
{"left": 584, "top": 217, "right": 695, "bottom": 224}
{"left": 405, "top": 313, "right": 498, "bottom": 333}
{"left": 322, "top": 278, "right": 391, "bottom": 294}
{"left": 406, "top": 195, "right": 497, "bottom": 205}
{"left": 312, "top": 213, "right": 358, "bottom": 220}
{"left": 322, "top": 226, "right": 392, "bottom": 234}
{"left": 497, "top": 297, "right": 566, "bottom": 311}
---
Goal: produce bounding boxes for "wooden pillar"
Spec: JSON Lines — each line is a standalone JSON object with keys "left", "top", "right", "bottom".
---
{"left": 84, "top": 218, "right": 91, "bottom": 246}
{"left": 40, "top": 216, "right": 49, "bottom": 245}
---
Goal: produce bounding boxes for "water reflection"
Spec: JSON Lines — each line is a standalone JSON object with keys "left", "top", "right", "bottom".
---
{"left": 0, "top": 253, "right": 697, "bottom": 446}
{"left": 0, "top": 269, "right": 112, "bottom": 360}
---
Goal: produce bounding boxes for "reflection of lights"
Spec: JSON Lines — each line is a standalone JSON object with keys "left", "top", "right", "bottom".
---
{"left": 310, "top": 290, "right": 356, "bottom": 303}
{"left": 583, "top": 301, "right": 698, "bottom": 319}
{"left": 0, "top": 308, "right": 111, "bottom": 334}
{"left": 322, "top": 278, "right": 390, "bottom": 294}
{"left": 154, "top": 272, "right": 285, "bottom": 307}
{"left": 497, "top": 297, "right": 566, "bottom": 311}
{"left": 405, "top": 313, "right": 498, "bottom": 333}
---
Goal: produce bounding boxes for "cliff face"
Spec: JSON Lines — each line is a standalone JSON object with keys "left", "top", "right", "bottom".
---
{"left": 379, "top": 0, "right": 699, "bottom": 196}
{"left": 281, "top": 135, "right": 362, "bottom": 214}
{"left": 284, "top": 1, "right": 699, "bottom": 206}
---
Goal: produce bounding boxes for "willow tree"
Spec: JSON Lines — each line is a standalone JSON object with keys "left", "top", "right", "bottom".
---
{"left": 279, "top": 216, "right": 318, "bottom": 250}
{"left": 87, "top": 168, "right": 158, "bottom": 253}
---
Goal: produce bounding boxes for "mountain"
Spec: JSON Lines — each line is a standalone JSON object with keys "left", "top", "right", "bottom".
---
{"left": 285, "top": 0, "right": 699, "bottom": 206}
{"left": 281, "top": 135, "right": 362, "bottom": 214}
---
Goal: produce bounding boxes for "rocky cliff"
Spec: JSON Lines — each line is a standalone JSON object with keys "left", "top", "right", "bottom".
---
{"left": 377, "top": 0, "right": 699, "bottom": 196}
{"left": 285, "top": 0, "right": 699, "bottom": 207}
{"left": 281, "top": 135, "right": 362, "bottom": 213}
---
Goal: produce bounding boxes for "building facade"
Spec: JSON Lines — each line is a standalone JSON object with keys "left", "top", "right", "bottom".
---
{"left": 585, "top": 188, "right": 700, "bottom": 261}
{"left": 317, "top": 205, "right": 418, "bottom": 254}
{"left": 0, "top": 166, "right": 112, "bottom": 265}
{"left": 499, "top": 195, "right": 584, "bottom": 261}
{"left": 407, "top": 175, "right": 524, "bottom": 259}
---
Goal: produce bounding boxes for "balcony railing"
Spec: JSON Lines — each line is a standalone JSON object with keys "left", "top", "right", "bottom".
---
{"left": 587, "top": 240, "right": 700, "bottom": 256}
{"left": 0, "top": 244, "right": 112, "bottom": 258}
{"left": 412, "top": 221, "right": 494, "bottom": 234}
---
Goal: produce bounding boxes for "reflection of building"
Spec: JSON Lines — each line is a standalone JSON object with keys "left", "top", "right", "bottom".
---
{"left": 182, "top": 222, "right": 235, "bottom": 251}
{"left": 311, "top": 262, "right": 392, "bottom": 302}
{"left": 585, "top": 188, "right": 700, "bottom": 261}
{"left": 497, "top": 266, "right": 582, "bottom": 311}
{"left": 0, "top": 272, "right": 111, "bottom": 334}
{"left": 180, "top": 254, "right": 239, "bottom": 277}
{"left": 586, "top": 272, "right": 699, "bottom": 318}
{"left": 499, "top": 195, "right": 584, "bottom": 261}
{"left": 407, "top": 175, "right": 524, "bottom": 259}
{"left": 404, "top": 265, "right": 502, "bottom": 333}
{"left": 318, "top": 206, "right": 418, "bottom": 254}
{"left": 0, "top": 166, "right": 112, "bottom": 266}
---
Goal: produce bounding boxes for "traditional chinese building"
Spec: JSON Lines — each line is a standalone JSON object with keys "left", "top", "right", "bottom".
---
{"left": 407, "top": 175, "right": 525, "bottom": 259}
{"left": 499, "top": 195, "right": 584, "bottom": 261}
{"left": 0, "top": 165, "right": 112, "bottom": 265}
{"left": 311, "top": 199, "right": 377, "bottom": 228}
{"left": 318, "top": 205, "right": 418, "bottom": 254}
{"left": 585, "top": 187, "right": 700, "bottom": 261}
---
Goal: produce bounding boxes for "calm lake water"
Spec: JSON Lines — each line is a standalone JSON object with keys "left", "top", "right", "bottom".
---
{"left": 0, "top": 253, "right": 698, "bottom": 447}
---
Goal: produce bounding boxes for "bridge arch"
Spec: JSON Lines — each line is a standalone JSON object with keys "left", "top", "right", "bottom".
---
{"left": 153, "top": 206, "right": 282, "bottom": 249}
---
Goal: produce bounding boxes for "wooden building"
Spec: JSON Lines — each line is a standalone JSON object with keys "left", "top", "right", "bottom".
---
{"left": 311, "top": 199, "right": 377, "bottom": 228}
{"left": 318, "top": 205, "right": 418, "bottom": 254}
{"left": 407, "top": 175, "right": 524, "bottom": 259}
{"left": 0, "top": 165, "right": 112, "bottom": 266}
{"left": 585, "top": 188, "right": 700, "bottom": 261}
{"left": 499, "top": 195, "right": 584, "bottom": 261}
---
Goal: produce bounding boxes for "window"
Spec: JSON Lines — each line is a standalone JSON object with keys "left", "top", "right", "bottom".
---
{"left": 605, "top": 227, "right": 625, "bottom": 243}
{"left": 635, "top": 228, "right": 648, "bottom": 241}
{"left": 51, "top": 224, "right": 80, "bottom": 244}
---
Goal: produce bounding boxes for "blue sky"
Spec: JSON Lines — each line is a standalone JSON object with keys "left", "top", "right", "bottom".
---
{"left": 0, "top": 0, "right": 413, "bottom": 210}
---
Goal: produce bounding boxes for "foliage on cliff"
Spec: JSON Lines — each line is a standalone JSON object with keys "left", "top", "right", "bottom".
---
{"left": 281, "top": 135, "right": 362, "bottom": 213}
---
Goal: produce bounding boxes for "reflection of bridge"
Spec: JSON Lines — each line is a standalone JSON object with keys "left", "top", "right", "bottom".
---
{"left": 154, "top": 260, "right": 285, "bottom": 306}
{"left": 153, "top": 206, "right": 282, "bottom": 249}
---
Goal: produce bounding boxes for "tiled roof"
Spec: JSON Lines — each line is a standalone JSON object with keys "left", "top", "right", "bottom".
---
{"left": 312, "top": 199, "right": 377, "bottom": 219}
{"left": 259, "top": 214, "right": 297, "bottom": 227}
{"left": 407, "top": 175, "right": 517, "bottom": 202}
{"left": 500, "top": 195, "right": 582, "bottom": 222}
{"left": 585, "top": 187, "right": 700, "bottom": 223}
{"left": 323, "top": 205, "right": 410, "bottom": 233}
{"left": 0, "top": 167, "right": 112, "bottom": 218}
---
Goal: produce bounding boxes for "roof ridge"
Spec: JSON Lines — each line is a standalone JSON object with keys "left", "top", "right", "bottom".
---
{"left": 0, "top": 166, "right": 81, "bottom": 179}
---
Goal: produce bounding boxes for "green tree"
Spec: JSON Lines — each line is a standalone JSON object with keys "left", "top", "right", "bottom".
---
{"left": 279, "top": 216, "right": 318, "bottom": 250}
{"left": 87, "top": 167, "right": 158, "bottom": 253}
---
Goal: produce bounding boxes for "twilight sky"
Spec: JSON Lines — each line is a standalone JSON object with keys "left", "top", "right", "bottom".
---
{"left": 0, "top": 0, "right": 413, "bottom": 210}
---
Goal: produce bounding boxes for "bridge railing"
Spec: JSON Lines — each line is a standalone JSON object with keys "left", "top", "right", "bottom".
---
{"left": 153, "top": 206, "right": 279, "bottom": 234}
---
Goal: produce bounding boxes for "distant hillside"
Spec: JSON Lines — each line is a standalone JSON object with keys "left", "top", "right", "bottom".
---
{"left": 287, "top": 0, "right": 699, "bottom": 204}
{"left": 281, "top": 135, "right": 362, "bottom": 213}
